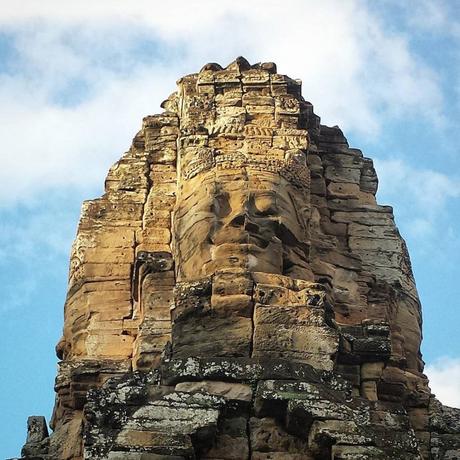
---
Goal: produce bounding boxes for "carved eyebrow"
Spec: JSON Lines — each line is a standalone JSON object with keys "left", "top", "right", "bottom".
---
{"left": 252, "top": 190, "right": 276, "bottom": 198}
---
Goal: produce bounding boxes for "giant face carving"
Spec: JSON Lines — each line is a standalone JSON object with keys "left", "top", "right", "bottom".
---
{"left": 173, "top": 156, "right": 313, "bottom": 282}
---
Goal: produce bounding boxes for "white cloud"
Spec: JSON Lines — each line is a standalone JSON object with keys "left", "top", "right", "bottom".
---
{"left": 426, "top": 357, "right": 460, "bottom": 408}
{"left": 0, "top": 66, "right": 178, "bottom": 203}
{"left": 399, "top": 0, "right": 460, "bottom": 35}
{"left": 0, "top": 189, "right": 81, "bottom": 314}
{"left": 375, "top": 158, "right": 460, "bottom": 209}
{"left": 375, "top": 158, "right": 460, "bottom": 240}
{"left": 0, "top": 1, "right": 446, "bottom": 205}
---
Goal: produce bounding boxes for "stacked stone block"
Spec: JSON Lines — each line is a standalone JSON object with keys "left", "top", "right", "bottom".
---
{"left": 16, "top": 58, "right": 460, "bottom": 460}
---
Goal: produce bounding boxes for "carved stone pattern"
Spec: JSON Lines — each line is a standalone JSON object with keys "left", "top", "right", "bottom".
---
{"left": 16, "top": 57, "right": 460, "bottom": 460}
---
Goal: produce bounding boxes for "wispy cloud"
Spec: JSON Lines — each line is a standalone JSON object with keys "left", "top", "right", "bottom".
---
{"left": 0, "top": 190, "right": 83, "bottom": 314}
{"left": 426, "top": 357, "right": 460, "bottom": 408}
{"left": 375, "top": 158, "right": 460, "bottom": 241}
{"left": 0, "top": 66, "right": 178, "bottom": 203}
{"left": 0, "top": 1, "right": 446, "bottom": 205}
{"left": 0, "top": 4, "right": 459, "bottom": 459}
{"left": 400, "top": 0, "right": 460, "bottom": 35}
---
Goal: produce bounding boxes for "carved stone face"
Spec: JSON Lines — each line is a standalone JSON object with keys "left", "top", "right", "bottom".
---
{"left": 173, "top": 167, "right": 312, "bottom": 281}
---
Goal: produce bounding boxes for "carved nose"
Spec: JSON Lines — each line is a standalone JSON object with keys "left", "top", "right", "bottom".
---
{"left": 229, "top": 214, "right": 260, "bottom": 234}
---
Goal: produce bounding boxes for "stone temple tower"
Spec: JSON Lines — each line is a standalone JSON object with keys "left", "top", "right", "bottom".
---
{"left": 18, "top": 57, "right": 460, "bottom": 459}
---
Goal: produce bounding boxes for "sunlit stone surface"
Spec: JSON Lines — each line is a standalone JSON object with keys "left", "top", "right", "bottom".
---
{"left": 17, "top": 58, "right": 460, "bottom": 460}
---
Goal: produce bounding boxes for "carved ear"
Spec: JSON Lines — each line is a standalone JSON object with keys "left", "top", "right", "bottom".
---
{"left": 55, "top": 336, "right": 67, "bottom": 360}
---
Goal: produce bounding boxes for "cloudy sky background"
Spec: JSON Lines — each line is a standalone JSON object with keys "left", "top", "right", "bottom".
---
{"left": 0, "top": 1, "right": 459, "bottom": 456}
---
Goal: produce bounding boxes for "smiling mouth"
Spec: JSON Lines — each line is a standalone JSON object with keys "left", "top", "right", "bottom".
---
{"left": 210, "top": 232, "right": 279, "bottom": 249}
{"left": 212, "top": 243, "right": 267, "bottom": 256}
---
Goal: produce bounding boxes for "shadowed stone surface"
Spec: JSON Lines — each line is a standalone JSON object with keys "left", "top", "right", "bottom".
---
{"left": 16, "top": 58, "right": 460, "bottom": 459}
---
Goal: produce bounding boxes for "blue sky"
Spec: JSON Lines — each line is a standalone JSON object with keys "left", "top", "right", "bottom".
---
{"left": 0, "top": 1, "right": 459, "bottom": 457}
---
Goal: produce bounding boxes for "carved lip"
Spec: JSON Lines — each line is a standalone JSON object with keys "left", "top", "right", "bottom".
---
{"left": 212, "top": 242, "right": 273, "bottom": 254}
{"left": 210, "top": 233, "right": 277, "bottom": 249}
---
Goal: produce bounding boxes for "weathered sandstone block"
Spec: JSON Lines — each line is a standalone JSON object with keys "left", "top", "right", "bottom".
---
{"left": 16, "top": 57, "right": 460, "bottom": 460}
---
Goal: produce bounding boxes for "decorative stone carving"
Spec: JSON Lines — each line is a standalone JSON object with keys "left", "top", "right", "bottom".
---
{"left": 16, "top": 57, "right": 460, "bottom": 460}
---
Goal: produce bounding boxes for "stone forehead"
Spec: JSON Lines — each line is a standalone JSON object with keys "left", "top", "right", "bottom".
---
{"left": 181, "top": 152, "right": 310, "bottom": 189}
